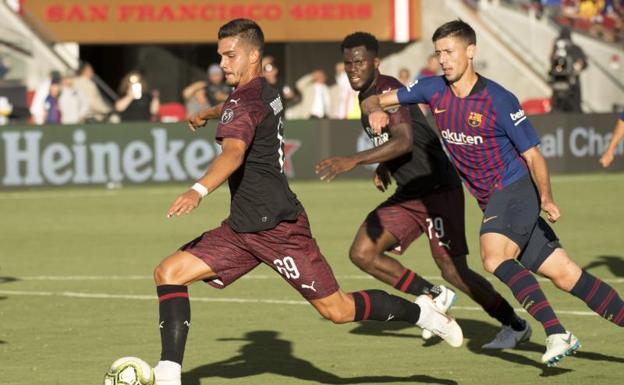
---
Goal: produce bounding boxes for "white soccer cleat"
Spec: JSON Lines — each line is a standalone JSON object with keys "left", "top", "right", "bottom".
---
{"left": 153, "top": 360, "right": 182, "bottom": 385}
{"left": 415, "top": 294, "right": 463, "bottom": 347}
{"left": 541, "top": 331, "right": 581, "bottom": 367}
{"left": 481, "top": 322, "right": 532, "bottom": 349}
{"left": 421, "top": 285, "right": 456, "bottom": 341}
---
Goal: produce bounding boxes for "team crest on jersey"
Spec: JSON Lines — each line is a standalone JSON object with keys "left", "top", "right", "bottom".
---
{"left": 221, "top": 108, "right": 234, "bottom": 124}
{"left": 467, "top": 111, "right": 483, "bottom": 127}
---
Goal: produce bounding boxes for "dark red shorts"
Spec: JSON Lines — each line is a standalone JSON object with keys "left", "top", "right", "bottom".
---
{"left": 180, "top": 211, "right": 340, "bottom": 300}
{"left": 361, "top": 187, "right": 469, "bottom": 258}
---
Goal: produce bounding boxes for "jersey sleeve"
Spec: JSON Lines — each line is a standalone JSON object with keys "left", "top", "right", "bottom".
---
{"left": 396, "top": 76, "right": 443, "bottom": 105}
{"left": 495, "top": 92, "right": 541, "bottom": 153}
{"left": 216, "top": 99, "right": 267, "bottom": 147}
{"left": 619, "top": 111, "right": 624, "bottom": 121}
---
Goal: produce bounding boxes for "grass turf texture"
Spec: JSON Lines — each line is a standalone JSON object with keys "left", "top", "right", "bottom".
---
{"left": 1, "top": 174, "right": 623, "bottom": 384}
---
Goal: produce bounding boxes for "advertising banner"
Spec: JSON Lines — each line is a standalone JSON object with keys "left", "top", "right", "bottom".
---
{"left": 22, "top": 0, "right": 421, "bottom": 43}
{"left": 0, "top": 113, "right": 622, "bottom": 189}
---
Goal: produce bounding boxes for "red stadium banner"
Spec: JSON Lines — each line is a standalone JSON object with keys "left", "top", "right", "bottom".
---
{"left": 21, "top": 0, "right": 422, "bottom": 43}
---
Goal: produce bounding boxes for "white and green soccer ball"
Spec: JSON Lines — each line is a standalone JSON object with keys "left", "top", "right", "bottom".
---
{"left": 103, "top": 356, "right": 155, "bottom": 385}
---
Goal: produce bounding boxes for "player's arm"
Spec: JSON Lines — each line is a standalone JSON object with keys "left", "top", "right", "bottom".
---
{"left": 167, "top": 137, "right": 246, "bottom": 218}
{"left": 522, "top": 146, "right": 560, "bottom": 223}
{"left": 600, "top": 117, "right": 624, "bottom": 168}
{"left": 188, "top": 103, "right": 225, "bottom": 131}
{"left": 315, "top": 122, "right": 412, "bottom": 182}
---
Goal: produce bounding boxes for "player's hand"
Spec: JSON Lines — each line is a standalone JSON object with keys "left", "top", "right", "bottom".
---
{"left": 315, "top": 157, "right": 357, "bottom": 182}
{"left": 599, "top": 150, "right": 614, "bottom": 168}
{"left": 188, "top": 111, "right": 207, "bottom": 132}
{"left": 541, "top": 200, "right": 560, "bottom": 223}
{"left": 373, "top": 165, "right": 391, "bottom": 192}
{"left": 167, "top": 190, "right": 202, "bottom": 218}
{"left": 368, "top": 110, "right": 389, "bottom": 134}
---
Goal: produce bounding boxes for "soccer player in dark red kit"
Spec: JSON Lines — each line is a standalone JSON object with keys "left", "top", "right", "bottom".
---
{"left": 362, "top": 19, "right": 624, "bottom": 366}
{"left": 315, "top": 31, "right": 529, "bottom": 348}
{"left": 151, "top": 19, "right": 462, "bottom": 385}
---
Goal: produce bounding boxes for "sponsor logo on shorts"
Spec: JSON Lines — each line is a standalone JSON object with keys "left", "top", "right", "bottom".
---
{"left": 482, "top": 215, "right": 498, "bottom": 223}
{"left": 301, "top": 281, "right": 317, "bottom": 292}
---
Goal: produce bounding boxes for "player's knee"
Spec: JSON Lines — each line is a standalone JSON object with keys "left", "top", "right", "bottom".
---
{"left": 481, "top": 255, "right": 504, "bottom": 274}
{"left": 153, "top": 261, "right": 179, "bottom": 285}
{"left": 349, "top": 243, "right": 376, "bottom": 270}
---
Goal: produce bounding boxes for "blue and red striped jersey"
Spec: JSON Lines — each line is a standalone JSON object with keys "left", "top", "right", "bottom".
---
{"left": 620, "top": 111, "right": 624, "bottom": 121}
{"left": 397, "top": 75, "right": 540, "bottom": 209}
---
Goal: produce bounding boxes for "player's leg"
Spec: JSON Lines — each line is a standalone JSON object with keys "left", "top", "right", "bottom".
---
{"left": 349, "top": 223, "right": 434, "bottom": 296}
{"left": 423, "top": 188, "right": 528, "bottom": 345}
{"left": 538, "top": 247, "right": 624, "bottom": 326}
{"left": 480, "top": 179, "right": 569, "bottom": 364}
{"left": 307, "top": 288, "right": 462, "bottom": 347}
{"left": 251, "top": 211, "right": 463, "bottom": 347}
{"left": 152, "top": 224, "right": 259, "bottom": 385}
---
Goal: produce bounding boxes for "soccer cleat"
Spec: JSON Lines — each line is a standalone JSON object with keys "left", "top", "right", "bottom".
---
{"left": 421, "top": 285, "right": 457, "bottom": 341}
{"left": 154, "top": 360, "right": 182, "bottom": 385}
{"left": 481, "top": 322, "right": 532, "bottom": 349}
{"left": 415, "top": 294, "right": 463, "bottom": 347}
{"left": 541, "top": 331, "right": 581, "bottom": 367}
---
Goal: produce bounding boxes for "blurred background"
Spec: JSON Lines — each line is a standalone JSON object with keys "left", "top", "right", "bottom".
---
{"left": 0, "top": 0, "right": 623, "bottom": 189}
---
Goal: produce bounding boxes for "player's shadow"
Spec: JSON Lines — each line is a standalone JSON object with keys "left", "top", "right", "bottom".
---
{"left": 0, "top": 276, "right": 19, "bottom": 284}
{"left": 181, "top": 330, "right": 457, "bottom": 385}
{"left": 349, "top": 318, "right": 624, "bottom": 377}
{"left": 584, "top": 255, "right": 624, "bottom": 277}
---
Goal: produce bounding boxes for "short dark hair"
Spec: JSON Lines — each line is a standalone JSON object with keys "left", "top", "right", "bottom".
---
{"left": 218, "top": 18, "right": 264, "bottom": 55}
{"left": 432, "top": 19, "right": 476, "bottom": 46}
{"left": 341, "top": 32, "right": 379, "bottom": 56}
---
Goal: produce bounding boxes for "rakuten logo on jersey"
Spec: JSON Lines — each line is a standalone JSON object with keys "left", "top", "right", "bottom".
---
{"left": 440, "top": 129, "right": 484, "bottom": 145}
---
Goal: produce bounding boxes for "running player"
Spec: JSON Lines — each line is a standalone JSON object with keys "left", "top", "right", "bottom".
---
{"left": 315, "top": 31, "right": 530, "bottom": 348}
{"left": 152, "top": 19, "right": 462, "bottom": 385}
{"left": 361, "top": 19, "right": 624, "bottom": 366}
{"left": 599, "top": 111, "right": 624, "bottom": 168}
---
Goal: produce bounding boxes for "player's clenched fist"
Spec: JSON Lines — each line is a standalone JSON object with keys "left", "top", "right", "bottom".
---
{"left": 167, "top": 190, "right": 203, "bottom": 218}
{"left": 368, "top": 110, "right": 389, "bottom": 134}
{"left": 541, "top": 201, "right": 561, "bottom": 223}
{"left": 188, "top": 112, "right": 207, "bottom": 132}
{"left": 373, "top": 165, "right": 391, "bottom": 192}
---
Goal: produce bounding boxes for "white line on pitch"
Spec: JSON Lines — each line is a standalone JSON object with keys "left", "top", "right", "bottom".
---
{"left": 15, "top": 274, "right": 624, "bottom": 284}
{"left": 0, "top": 289, "right": 602, "bottom": 317}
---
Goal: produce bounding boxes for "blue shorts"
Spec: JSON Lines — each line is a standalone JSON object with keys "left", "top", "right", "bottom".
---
{"left": 479, "top": 176, "right": 561, "bottom": 272}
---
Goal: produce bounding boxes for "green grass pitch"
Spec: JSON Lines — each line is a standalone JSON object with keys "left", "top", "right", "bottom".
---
{"left": 1, "top": 174, "right": 623, "bottom": 384}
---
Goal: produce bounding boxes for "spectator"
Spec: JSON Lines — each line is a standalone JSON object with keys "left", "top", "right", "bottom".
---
{"left": 73, "top": 62, "right": 112, "bottom": 122}
{"left": 30, "top": 70, "right": 61, "bottom": 125}
{"left": 0, "top": 96, "right": 12, "bottom": 125}
{"left": 332, "top": 62, "right": 358, "bottom": 119}
{"left": 397, "top": 67, "right": 411, "bottom": 86}
{"left": 115, "top": 71, "right": 160, "bottom": 122}
{"left": 416, "top": 54, "right": 439, "bottom": 80}
{"left": 59, "top": 72, "right": 88, "bottom": 124}
{"left": 309, "top": 70, "right": 331, "bottom": 119}
{"left": 182, "top": 64, "right": 230, "bottom": 116}
{"left": 549, "top": 26, "right": 587, "bottom": 113}
{"left": 262, "top": 56, "right": 300, "bottom": 106}
{"left": 43, "top": 75, "right": 62, "bottom": 124}
{"left": 0, "top": 56, "right": 10, "bottom": 80}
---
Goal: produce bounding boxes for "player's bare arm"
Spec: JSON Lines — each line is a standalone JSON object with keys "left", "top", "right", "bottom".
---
{"left": 187, "top": 102, "right": 225, "bottom": 131}
{"left": 600, "top": 118, "right": 624, "bottom": 168}
{"left": 522, "top": 146, "right": 560, "bottom": 222}
{"left": 315, "top": 122, "right": 412, "bottom": 182}
{"left": 361, "top": 91, "right": 400, "bottom": 134}
{"left": 167, "top": 137, "right": 246, "bottom": 218}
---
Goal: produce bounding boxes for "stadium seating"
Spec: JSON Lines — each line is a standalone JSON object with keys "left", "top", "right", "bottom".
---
{"left": 521, "top": 97, "right": 552, "bottom": 115}
{"left": 158, "top": 102, "right": 186, "bottom": 122}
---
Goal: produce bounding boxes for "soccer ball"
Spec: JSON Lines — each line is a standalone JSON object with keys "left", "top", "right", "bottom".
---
{"left": 103, "top": 357, "right": 155, "bottom": 385}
